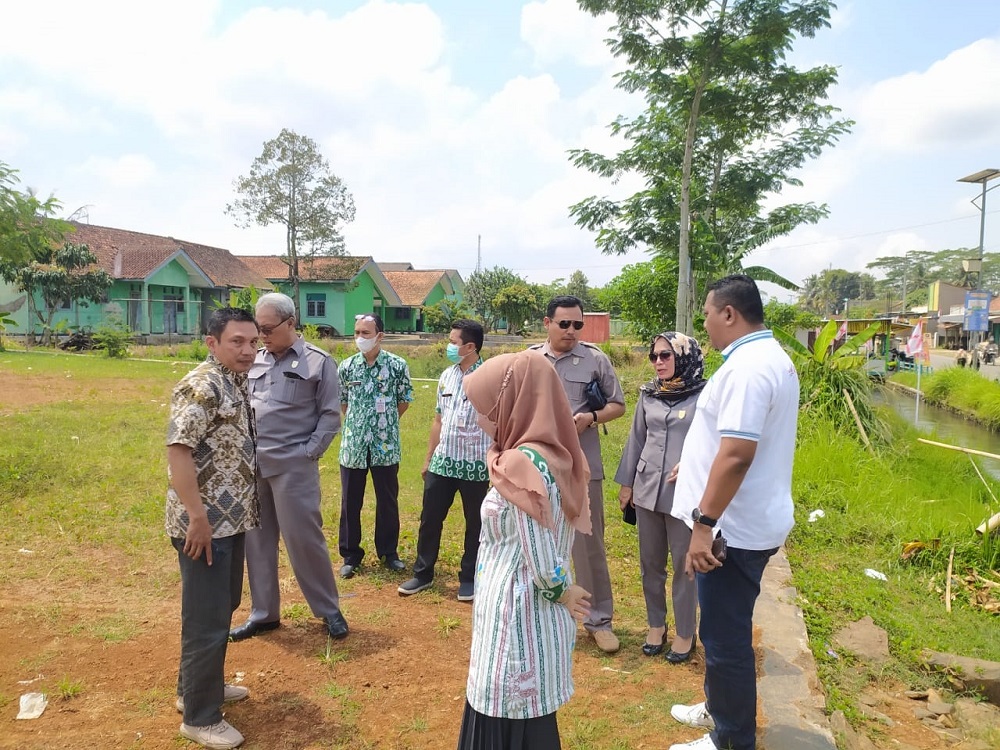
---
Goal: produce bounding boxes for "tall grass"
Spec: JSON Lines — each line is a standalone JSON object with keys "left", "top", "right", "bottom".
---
{"left": 895, "top": 366, "right": 1000, "bottom": 430}
{"left": 789, "top": 408, "right": 999, "bottom": 715}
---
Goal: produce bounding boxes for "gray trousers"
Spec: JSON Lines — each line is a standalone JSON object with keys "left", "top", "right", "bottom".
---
{"left": 245, "top": 464, "right": 341, "bottom": 623}
{"left": 636, "top": 505, "right": 697, "bottom": 637}
{"left": 573, "top": 478, "right": 614, "bottom": 631}
{"left": 173, "top": 534, "right": 244, "bottom": 728}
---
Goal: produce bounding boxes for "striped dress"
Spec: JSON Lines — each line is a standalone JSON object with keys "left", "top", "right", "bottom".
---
{"left": 466, "top": 447, "right": 577, "bottom": 719}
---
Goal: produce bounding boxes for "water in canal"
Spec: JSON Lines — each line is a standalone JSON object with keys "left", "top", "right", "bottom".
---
{"left": 879, "top": 386, "right": 1000, "bottom": 478}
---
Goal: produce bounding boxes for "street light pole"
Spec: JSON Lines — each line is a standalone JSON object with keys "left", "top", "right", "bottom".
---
{"left": 957, "top": 169, "right": 1000, "bottom": 348}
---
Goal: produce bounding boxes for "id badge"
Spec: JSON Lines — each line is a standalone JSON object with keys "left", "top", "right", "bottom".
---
{"left": 375, "top": 396, "right": 387, "bottom": 414}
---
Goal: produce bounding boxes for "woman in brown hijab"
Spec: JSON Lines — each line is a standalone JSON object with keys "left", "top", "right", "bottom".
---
{"left": 458, "top": 350, "right": 592, "bottom": 750}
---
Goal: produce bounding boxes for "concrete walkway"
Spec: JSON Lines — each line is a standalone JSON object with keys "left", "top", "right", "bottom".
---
{"left": 757, "top": 549, "right": 837, "bottom": 749}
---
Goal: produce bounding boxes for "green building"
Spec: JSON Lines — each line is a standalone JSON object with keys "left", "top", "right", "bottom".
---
{"left": 0, "top": 223, "right": 272, "bottom": 339}
{"left": 237, "top": 255, "right": 403, "bottom": 335}
{"left": 238, "top": 257, "right": 466, "bottom": 334}
{"left": 380, "top": 268, "right": 466, "bottom": 332}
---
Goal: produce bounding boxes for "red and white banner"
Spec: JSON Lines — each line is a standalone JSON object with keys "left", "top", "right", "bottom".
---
{"left": 906, "top": 319, "right": 924, "bottom": 357}
{"left": 835, "top": 320, "right": 848, "bottom": 340}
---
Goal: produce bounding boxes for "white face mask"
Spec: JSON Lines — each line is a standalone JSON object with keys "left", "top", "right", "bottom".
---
{"left": 355, "top": 335, "right": 379, "bottom": 354}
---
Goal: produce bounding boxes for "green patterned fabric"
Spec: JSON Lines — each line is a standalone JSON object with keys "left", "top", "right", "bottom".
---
{"left": 338, "top": 349, "right": 414, "bottom": 468}
{"left": 427, "top": 359, "right": 490, "bottom": 482}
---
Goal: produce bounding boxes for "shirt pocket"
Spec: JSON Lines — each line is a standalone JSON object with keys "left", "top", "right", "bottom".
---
{"left": 278, "top": 372, "right": 317, "bottom": 404}
{"left": 563, "top": 369, "right": 592, "bottom": 408}
{"left": 217, "top": 396, "right": 240, "bottom": 420}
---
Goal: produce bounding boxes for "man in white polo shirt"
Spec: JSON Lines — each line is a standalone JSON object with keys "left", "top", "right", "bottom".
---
{"left": 667, "top": 274, "right": 799, "bottom": 750}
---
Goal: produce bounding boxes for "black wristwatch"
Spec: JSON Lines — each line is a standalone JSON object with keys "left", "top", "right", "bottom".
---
{"left": 691, "top": 507, "right": 718, "bottom": 528}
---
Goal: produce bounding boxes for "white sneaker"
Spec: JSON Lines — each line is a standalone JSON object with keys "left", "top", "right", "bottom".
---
{"left": 668, "top": 735, "right": 717, "bottom": 750}
{"left": 176, "top": 684, "right": 249, "bottom": 713}
{"left": 670, "top": 702, "right": 715, "bottom": 730}
{"left": 179, "top": 719, "right": 245, "bottom": 749}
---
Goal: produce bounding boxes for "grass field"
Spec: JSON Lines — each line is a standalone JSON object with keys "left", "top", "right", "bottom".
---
{"left": 1, "top": 347, "right": 998, "bottom": 749}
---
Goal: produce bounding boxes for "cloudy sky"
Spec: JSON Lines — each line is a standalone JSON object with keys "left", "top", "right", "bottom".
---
{"left": 2, "top": 0, "right": 1000, "bottom": 296}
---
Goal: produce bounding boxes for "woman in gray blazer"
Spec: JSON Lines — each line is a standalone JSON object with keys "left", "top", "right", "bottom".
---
{"left": 615, "top": 332, "right": 706, "bottom": 663}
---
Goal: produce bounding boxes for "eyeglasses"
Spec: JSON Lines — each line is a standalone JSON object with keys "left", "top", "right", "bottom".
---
{"left": 556, "top": 320, "right": 585, "bottom": 330}
{"left": 649, "top": 351, "right": 674, "bottom": 362}
{"left": 355, "top": 314, "right": 376, "bottom": 322}
{"left": 258, "top": 316, "right": 292, "bottom": 336}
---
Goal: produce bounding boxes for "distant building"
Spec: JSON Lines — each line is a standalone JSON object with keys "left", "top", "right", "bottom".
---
{"left": 0, "top": 222, "right": 271, "bottom": 338}
{"left": 379, "top": 268, "right": 465, "bottom": 332}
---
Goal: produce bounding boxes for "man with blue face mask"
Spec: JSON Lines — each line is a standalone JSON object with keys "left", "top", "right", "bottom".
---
{"left": 337, "top": 312, "right": 414, "bottom": 577}
{"left": 398, "top": 320, "right": 491, "bottom": 601}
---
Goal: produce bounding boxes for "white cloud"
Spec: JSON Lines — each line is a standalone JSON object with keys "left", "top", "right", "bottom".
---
{"left": 857, "top": 38, "right": 1000, "bottom": 153}
{"left": 521, "top": 0, "right": 614, "bottom": 68}
{"left": 76, "top": 155, "right": 158, "bottom": 188}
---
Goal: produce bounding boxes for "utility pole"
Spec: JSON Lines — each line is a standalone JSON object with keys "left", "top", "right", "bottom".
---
{"left": 475, "top": 235, "right": 482, "bottom": 275}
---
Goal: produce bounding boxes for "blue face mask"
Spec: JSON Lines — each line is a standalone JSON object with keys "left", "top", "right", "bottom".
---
{"left": 446, "top": 343, "right": 463, "bottom": 363}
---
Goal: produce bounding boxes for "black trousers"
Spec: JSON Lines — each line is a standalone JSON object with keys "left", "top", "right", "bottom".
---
{"left": 412, "top": 472, "right": 489, "bottom": 584}
{"left": 338, "top": 462, "right": 400, "bottom": 565}
{"left": 173, "top": 534, "right": 244, "bottom": 728}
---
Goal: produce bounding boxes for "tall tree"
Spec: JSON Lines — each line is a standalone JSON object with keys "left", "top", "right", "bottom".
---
{"left": 493, "top": 282, "right": 545, "bottom": 335}
{"left": 464, "top": 266, "right": 521, "bottom": 332}
{"left": 0, "top": 242, "right": 113, "bottom": 345}
{"left": 571, "top": 0, "right": 849, "bottom": 334}
{"left": 798, "top": 268, "right": 863, "bottom": 315}
{"left": 226, "top": 128, "right": 356, "bottom": 315}
{"left": 601, "top": 255, "right": 679, "bottom": 341}
{"left": 0, "top": 161, "right": 70, "bottom": 266}
{"left": 565, "top": 270, "right": 593, "bottom": 309}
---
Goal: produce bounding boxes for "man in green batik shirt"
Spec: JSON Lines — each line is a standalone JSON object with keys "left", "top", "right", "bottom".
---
{"left": 398, "top": 319, "right": 492, "bottom": 602}
{"left": 338, "top": 312, "right": 414, "bottom": 578}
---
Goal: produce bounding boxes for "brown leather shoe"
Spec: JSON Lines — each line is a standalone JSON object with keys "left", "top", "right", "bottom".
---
{"left": 590, "top": 629, "right": 620, "bottom": 653}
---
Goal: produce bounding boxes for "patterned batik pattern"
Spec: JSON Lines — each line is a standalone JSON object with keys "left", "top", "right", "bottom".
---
{"left": 338, "top": 349, "right": 414, "bottom": 468}
{"left": 428, "top": 359, "right": 490, "bottom": 482}
{"left": 165, "top": 356, "right": 259, "bottom": 538}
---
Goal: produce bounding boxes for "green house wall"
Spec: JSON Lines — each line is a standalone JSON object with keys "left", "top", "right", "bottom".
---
{"left": 0, "top": 256, "right": 204, "bottom": 336}
{"left": 274, "top": 271, "right": 401, "bottom": 336}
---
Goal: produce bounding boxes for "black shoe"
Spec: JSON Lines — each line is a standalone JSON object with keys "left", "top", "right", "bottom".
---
{"left": 398, "top": 577, "right": 433, "bottom": 596}
{"left": 665, "top": 636, "right": 696, "bottom": 664}
{"left": 229, "top": 619, "right": 280, "bottom": 642}
{"left": 324, "top": 612, "right": 349, "bottom": 640}
{"left": 340, "top": 563, "right": 359, "bottom": 578}
{"left": 383, "top": 557, "right": 406, "bottom": 572}
{"left": 642, "top": 628, "right": 666, "bottom": 657}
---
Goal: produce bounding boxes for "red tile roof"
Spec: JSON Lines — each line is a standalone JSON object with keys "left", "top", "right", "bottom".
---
{"left": 382, "top": 270, "right": 449, "bottom": 306}
{"left": 236, "top": 255, "right": 372, "bottom": 282}
{"left": 66, "top": 222, "right": 272, "bottom": 289}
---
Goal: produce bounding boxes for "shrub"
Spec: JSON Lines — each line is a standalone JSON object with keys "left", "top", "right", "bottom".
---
{"left": 92, "top": 316, "right": 132, "bottom": 359}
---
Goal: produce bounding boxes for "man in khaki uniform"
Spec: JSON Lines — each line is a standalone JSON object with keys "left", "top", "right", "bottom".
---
{"left": 530, "top": 295, "right": 626, "bottom": 652}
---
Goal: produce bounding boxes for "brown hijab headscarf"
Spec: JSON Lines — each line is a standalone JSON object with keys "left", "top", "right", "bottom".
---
{"left": 463, "top": 350, "right": 592, "bottom": 535}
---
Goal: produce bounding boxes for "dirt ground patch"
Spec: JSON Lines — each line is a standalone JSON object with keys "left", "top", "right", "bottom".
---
{"left": 0, "top": 568, "right": 709, "bottom": 750}
{"left": 0, "top": 371, "right": 156, "bottom": 416}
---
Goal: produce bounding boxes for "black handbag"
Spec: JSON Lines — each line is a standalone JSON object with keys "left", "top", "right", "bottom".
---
{"left": 583, "top": 377, "right": 608, "bottom": 434}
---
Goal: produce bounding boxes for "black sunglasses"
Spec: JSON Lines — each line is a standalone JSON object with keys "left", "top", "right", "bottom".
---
{"left": 649, "top": 351, "right": 674, "bottom": 362}
{"left": 258, "top": 315, "right": 292, "bottom": 336}
{"left": 556, "top": 320, "right": 585, "bottom": 330}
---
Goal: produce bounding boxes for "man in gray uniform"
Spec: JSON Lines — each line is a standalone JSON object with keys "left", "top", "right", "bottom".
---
{"left": 230, "top": 292, "right": 349, "bottom": 642}
{"left": 530, "top": 295, "right": 626, "bottom": 653}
